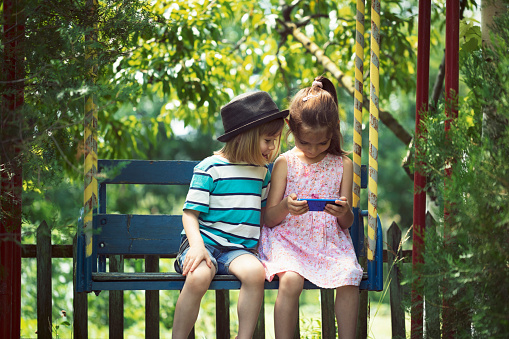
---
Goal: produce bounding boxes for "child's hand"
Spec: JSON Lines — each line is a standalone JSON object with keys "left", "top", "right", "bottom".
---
{"left": 324, "top": 197, "right": 350, "bottom": 218}
{"left": 181, "top": 245, "right": 212, "bottom": 276}
{"left": 286, "top": 193, "right": 309, "bottom": 215}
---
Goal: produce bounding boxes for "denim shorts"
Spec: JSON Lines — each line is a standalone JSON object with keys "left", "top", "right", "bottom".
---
{"left": 174, "top": 236, "right": 259, "bottom": 275}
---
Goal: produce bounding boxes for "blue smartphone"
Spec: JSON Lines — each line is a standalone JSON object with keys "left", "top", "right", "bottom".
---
{"left": 298, "top": 198, "right": 339, "bottom": 211}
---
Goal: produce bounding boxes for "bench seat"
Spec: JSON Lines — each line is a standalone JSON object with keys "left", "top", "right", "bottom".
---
{"left": 91, "top": 271, "right": 369, "bottom": 291}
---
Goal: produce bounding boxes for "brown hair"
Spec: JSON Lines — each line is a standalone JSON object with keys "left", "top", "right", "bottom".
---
{"left": 287, "top": 76, "right": 346, "bottom": 156}
{"left": 216, "top": 118, "right": 285, "bottom": 165}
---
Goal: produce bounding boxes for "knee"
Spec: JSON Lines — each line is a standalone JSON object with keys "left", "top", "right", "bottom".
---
{"left": 184, "top": 267, "right": 215, "bottom": 294}
{"left": 239, "top": 263, "right": 266, "bottom": 287}
{"left": 230, "top": 255, "right": 266, "bottom": 285}
{"left": 279, "top": 272, "right": 304, "bottom": 297}
{"left": 252, "top": 263, "right": 266, "bottom": 282}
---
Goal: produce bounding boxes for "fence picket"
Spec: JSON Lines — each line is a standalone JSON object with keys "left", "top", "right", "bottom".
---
{"left": 388, "top": 222, "right": 406, "bottom": 338}
{"left": 424, "top": 212, "right": 440, "bottom": 338}
{"left": 109, "top": 255, "right": 124, "bottom": 338}
{"left": 37, "top": 221, "right": 52, "bottom": 339}
{"left": 357, "top": 254, "right": 369, "bottom": 339}
{"left": 321, "top": 289, "right": 336, "bottom": 337}
{"left": 146, "top": 255, "right": 160, "bottom": 338}
{"left": 73, "top": 235, "right": 88, "bottom": 338}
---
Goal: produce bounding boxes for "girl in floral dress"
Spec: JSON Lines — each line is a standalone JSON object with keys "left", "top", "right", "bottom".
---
{"left": 258, "top": 76, "right": 363, "bottom": 339}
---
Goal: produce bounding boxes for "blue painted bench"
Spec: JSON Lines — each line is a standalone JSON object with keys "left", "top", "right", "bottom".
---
{"left": 74, "top": 159, "right": 383, "bottom": 337}
{"left": 76, "top": 159, "right": 382, "bottom": 293}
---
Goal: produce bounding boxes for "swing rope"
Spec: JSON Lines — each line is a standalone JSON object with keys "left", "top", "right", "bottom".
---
{"left": 368, "top": 0, "right": 381, "bottom": 261}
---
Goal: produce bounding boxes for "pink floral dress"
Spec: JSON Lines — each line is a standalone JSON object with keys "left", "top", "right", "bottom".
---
{"left": 258, "top": 149, "right": 363, "bottom": 288}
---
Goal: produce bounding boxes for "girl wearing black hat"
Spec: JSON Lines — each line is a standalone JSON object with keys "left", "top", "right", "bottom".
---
{"left": 172, "top": 91, "right": 288, "bottom": 339}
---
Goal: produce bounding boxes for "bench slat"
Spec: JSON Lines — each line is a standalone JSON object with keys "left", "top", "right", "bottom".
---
{"left": 91, "top": 272, "right": 333, "bottom": 290}
{"left": 95, "top": 214, "right": 182, "bottom": 256}
{"left": 92, "top": 272, "right": 368, "bottom": 282}
{"left": 98, "top": 159, "right": 198, "bottom": 185}
{"left": 90, "top": 271, "right": 368, "bottom": 293}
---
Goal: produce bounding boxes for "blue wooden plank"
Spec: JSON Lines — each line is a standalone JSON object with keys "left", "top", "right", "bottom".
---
{"left": 98, "top": 160, "right": 198, "bottom": 185}
{"left": 76, "top": 217, "right": 86, "bottom": 293}
{"left": 360, "top": 164, "right": 368, "bottom": 189}
{"left": 98, "top": 181, "right": 107, "bottom": 214}
{"left": 95, "top": 214, "right": 183, "bottom": 256}
{"left": 350, "top": 207, "right": 362, "bottom": 258}
{"left": 90, "top": 278, "right": 327, "bottom": 291}
{"left": 373, "top": 215, "right": 384, "bottom": 291}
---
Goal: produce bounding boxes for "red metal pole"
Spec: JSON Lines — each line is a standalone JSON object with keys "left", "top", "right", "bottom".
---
{"left": 445, "top": 0, "right": 460, "bottom": 125}
{"left": 1, "top": 0, "right": 24, "bottom": 338}
{"left": 412, "top": 0, "right": 431, "bottom": 337}
{"left": 442, "top": 0, "right": 460, "bottom": 337}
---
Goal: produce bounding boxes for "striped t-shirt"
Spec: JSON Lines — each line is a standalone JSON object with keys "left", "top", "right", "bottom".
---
{"left": 183, "top": 155, "right": 270, "bottom": 249}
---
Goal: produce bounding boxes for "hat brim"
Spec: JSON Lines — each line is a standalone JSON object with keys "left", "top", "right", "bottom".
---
{"left": 217, "top": 109, "right": 289, "bottom": 142}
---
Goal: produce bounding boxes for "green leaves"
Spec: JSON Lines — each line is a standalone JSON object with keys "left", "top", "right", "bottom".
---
{"left": 460, "top": 19, "right": 482, "bottom": 62}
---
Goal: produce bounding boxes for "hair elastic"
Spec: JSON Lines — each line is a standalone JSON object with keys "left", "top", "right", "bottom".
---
{"left": 312, "top": 80, "right": 323, "bottom": 88}
{"left": 302, "top": 93, "right": 320, "bottom": 102}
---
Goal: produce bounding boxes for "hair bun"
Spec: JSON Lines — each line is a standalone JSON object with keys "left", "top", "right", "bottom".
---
{"left": 312, "top": 80, "right": 323, "bottom": 88}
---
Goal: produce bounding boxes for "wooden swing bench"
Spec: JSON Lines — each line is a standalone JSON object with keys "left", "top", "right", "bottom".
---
{"left": 75, "top": 158, "right": 383, "bottom": 335}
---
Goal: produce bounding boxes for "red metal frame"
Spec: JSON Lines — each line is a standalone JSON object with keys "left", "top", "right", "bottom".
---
{"left": 412, "top": 0, "right": 431, "bottom": 337}
{"left": 442, "top": 0, "right": 460, "bottom": 337}
{"left": 412, "top": 0, "right": 460, "bottom": 337}
{"left": 1, "top": 0, "right": 24, "bottom": 338}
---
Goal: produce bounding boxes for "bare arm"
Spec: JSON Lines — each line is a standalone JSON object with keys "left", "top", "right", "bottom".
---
{"left": 323, "top": 156, "right": 354, "bottom": 229}
{"left": 263, "top": 156, "right": 308, "bottom": 227}
{"left": 181, "top": 209, "right": 212, "bottom": 275}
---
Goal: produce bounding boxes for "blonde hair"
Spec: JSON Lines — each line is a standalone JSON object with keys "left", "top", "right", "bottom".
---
{"left": 216, "top": 118, "right": 285, "bottom": 166}
{"left": 287, "top": 76, "right": 346, "bottom": 156}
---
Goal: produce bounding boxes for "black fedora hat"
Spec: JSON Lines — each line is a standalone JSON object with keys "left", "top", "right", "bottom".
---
{"left": 217, "top": 91, "right": 289, "bottom": 142}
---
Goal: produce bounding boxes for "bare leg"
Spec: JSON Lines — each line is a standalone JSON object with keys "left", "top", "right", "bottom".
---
{"left": 335, "top": 285, "right": 359, "bottom": 339}
{"left": 172, "top": 261, "right": 215, "bottom": 339}
{"left": 228, "top": 254, "right": 266, "bottom": 339}
{"left": 274, "top": 271, "right": 304, "bottom": 339}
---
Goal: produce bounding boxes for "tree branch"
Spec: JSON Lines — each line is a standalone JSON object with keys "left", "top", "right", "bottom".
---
{"left": 278, "top": 21, "right": 412, "bottom": 145}
{"left": 430, "top": 53, "right": 445, "bottom": 112}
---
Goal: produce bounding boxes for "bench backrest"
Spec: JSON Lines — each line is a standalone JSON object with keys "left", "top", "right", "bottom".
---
{"left": 96, "top": 160, "right": 199, "bottom": 257}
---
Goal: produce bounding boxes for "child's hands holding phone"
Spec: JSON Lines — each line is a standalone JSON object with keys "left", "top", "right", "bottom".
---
{"left": 286, "top": 193, "right": 309, "bottom": 215}
{"left": 323, "top": 197, "right": 349, "bottom": 218}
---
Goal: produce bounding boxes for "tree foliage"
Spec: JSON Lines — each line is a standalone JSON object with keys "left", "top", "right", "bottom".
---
{"left": 2, "top": 0, "right": 444, "bottom": 233}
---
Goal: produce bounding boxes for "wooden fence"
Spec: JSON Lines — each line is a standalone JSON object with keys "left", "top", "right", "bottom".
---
{"left": 22, "top": 220, "right": 415, "bottom": 339}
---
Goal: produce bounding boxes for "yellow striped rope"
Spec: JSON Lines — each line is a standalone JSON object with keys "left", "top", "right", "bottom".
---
{"left": 353, "top": 0, "right": 365, "bottom": 209}
{"left": 84, "top": 98, "right": 98, "bottom": 257}
{"left": 368, "top": 0, "right": 380, "bottom": 260}
{"left": 84, "top": 0, "right": 98, "bottom": 258}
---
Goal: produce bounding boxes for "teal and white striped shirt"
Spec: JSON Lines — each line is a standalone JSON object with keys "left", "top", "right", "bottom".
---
{"left": 183, "top": 155, "right": 270, "bottom": 249}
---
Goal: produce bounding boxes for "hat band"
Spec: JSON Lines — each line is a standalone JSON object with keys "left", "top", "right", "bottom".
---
{"left": 224, "top": 108, "right": 281, "bottom": 133}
